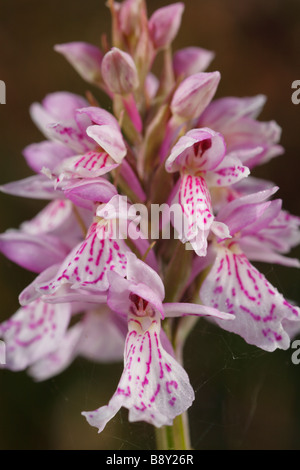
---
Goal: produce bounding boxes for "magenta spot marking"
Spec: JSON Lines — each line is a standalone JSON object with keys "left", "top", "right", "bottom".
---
{"left": 214, "top": 286, "right": 223, "bottom": 294}
{"left": 166, "top": 381, "right": 178, "bottom": 394}
{"left": 240, "top": 305, "right": 261, "bottom": 322}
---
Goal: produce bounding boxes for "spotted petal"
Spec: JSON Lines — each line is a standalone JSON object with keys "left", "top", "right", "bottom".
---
{"left": 200, "top": 245, "right": 300, "bottom": 351}
{"left": 82, "top": 312, "right": 194, "bottom": 432}
{"left": 36, "top": 221, "right": 128, "bottom": 294}
{"left": 0, "top": 298, "right": 71, "bottom": 371}
{"left": 174, "top": 174, "right": 216, "bottom": 256}
{"left": 29, "top": 307, "right": 126, "bottom": 381}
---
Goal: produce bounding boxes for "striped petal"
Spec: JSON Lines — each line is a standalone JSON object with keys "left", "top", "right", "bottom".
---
{"left": 200, "top": 245, "right": 300, "bottom": 351}
{"left": 36, "top": 221, "right": 128, "bottom": 294}
{"left": 82, "top": 312, "right": 194, "bottom": 432}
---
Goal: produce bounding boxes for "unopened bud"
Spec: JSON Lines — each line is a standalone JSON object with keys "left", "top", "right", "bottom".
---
{"left": 119, "top": 0, "right": 143, "bottom": 36}
{"left": 101, "top": 47, "right": 139, "bottom": 95}
{"left": 171, "top": 72, "right": 221, "bottom": 120}
{"left": 148, "top": 2, "right": 185, "bottom": 50}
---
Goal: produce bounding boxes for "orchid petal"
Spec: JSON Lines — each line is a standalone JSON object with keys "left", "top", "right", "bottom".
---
{"left": 0, "top": 230, "right": 69, "bottom": 273}
{"left": 0, "top": 175, "right": 57, "bottom": 200}
{"left": 36, "top": 221, "right": 128, "bottom": 294}
{"left": 107, "top": 270, "right": 165, "bottom": 319}
{"left": 77, "top": 309, "right": 126, "bottom": 363}
{"left": 174, "top": 174, "right": 215, "bottom": 256}
{"left": 86, "top": 125, "right": 127, "bottom": 163}
{"left": 46, "top": 122, "right": 93, "bottom": 154}
{"left": 82, "top": 313, "right": 194, "bottom": 432}
{"left": 62, "top": 178, "right": 118, "bottom": 209}
{"left": 55, "top": 150, "right": 119, "bottom": 180}
{"left": 198, "top": 95, "right": 267, "bottom": 129}
{"left": 173, "top": 47, "right": 215, "bottom": 78}
{"left": 216, "top": 186, "right": 279, "bottom": 227}
{"left": 239, "top": 237, "right": 300, "bottom": 268}
{"left": 163, "top": 302, "right": 234, "bottom": 320}
{"left": 165, "top": 128, "right": 226, "bottom": 173}
{"left": 54, "top": 42, "right": 103, "bottom": 85}
{"left": 29, "top": 322, "right": 83, "bottom": 381}
{"left": 200, "top": 246, "right": 300, "bottom": 351}
{"left": 205, "top": 155, "right": 250, "bottom": 188}
{"left": 23, "top": 141, "right": 74, "bottom": 174}
{"left": 0, "top": 299, "right": 71, "bottom": 371}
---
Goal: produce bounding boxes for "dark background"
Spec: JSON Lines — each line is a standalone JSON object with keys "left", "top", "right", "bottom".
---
{"left": 0, "top": 0, "right": 300, "bottom": 450}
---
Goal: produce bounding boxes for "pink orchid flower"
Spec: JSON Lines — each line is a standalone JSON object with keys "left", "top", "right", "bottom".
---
{"left": 165, "top": 127, "right": 249, "bottom": 256}
{"left": 82, "top": 252, "right": 234, "bottom": 431}
{"left": 200, "top": 188, "right": 300, "bottom": 351}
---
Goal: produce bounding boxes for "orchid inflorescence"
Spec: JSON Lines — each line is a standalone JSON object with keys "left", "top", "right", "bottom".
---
{"left": 1, "top": 0, "right": 300, "bottom": 449}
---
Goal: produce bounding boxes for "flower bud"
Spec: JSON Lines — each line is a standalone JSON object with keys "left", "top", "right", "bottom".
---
{"left": 54, "top": 42, "right": 103, "bottom": 85}
{"left": 148, "top": 2, "right": 185, "bottom": 49}
{"left": 171, "top": 72, "right": 221, "bottom": 120}
{"left": 173, "top": 47, "right": 215, "bottom": 79}
{"left": 119, "top": 0, "right": 143, "bottom": 36}
{"left": 101, "top": 47, "right": 139, "bottom": 95}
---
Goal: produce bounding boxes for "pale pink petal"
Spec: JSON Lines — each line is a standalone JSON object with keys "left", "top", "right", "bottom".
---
{"left": 76, "top": 107, "right": 121, "bottom": 130}
{"left": 23, "top": 141, "right": 74, "bottom": 174}
{"left": 198, "top": 95, "right": 267, "bottom": 129}
{"left": 250, "top": 209, "right": 300, "bottom": 254}
{"left": 0, "top": 175, "right": 57, "bottom": 200}
{"left": 163, "top": 302, "right": 234, "bottom": 321}
{"left": 54, "top": 42, "right": 103, "bottom": 85}
{"left": 19, "top": 264, "right": 61, "bottom": 306}
{"left": 239, "top": 237, "right": 300, "bottom": 268}
{"left": 77, "top": 308, "right": 126, "bottom": 362}
{"left": 42, "top": 92, "right": 88, "bottom": 122}
{"left": 86, "top": 125, "right": 127, "bottom": 163}
{"left": 221, "top": 118, "right": 282, "bottom": 154}
{"left": 216, "top": 186, "right": 279, "bottom": 227}
{"left": 221, "top": 201, "right": 272, "bottom": 238}
{"left": 200, "top": 246, "right": 300, "bottom": 351}
{"left": 39, "top": 284, "right": 107, "bottom": 305}
{"left": 241, "top": 199, "right": 282, "bottom": 236}
{"left": 0, "top": 231, "right": 69, "bottom": 273}
{"left": 82, "top": 312, "right": 194, "bottom": 432}
{"left": 173, "top": 47, "right": 215, "bottom": 78}
{"left": 62, "top": 178, "right": 118, "bottom": 210}
{"left": 0, "top": 299, "right": 71, "bottom": 371}
{"left": 30, "top": 92, "right": 88, "bottom": 139}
